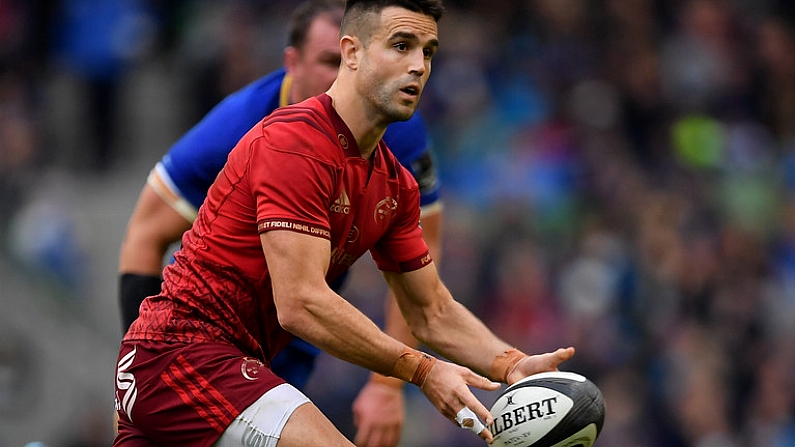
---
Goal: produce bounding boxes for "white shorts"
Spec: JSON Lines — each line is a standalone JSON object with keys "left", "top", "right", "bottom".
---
{"left": 212, "top": 383, "right": 311, "bottom": 447}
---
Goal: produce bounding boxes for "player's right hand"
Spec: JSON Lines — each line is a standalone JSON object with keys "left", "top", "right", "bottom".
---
{"left": 506, "top": 347, "right": 575, "bottom": 385}
{"left": 418, "top": 360, "right": 501, "bottom": 444}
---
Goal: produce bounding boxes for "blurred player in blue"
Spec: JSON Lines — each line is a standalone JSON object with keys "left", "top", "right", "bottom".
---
{"left": 117, "top": 1, "right": 442, "bottom": 446}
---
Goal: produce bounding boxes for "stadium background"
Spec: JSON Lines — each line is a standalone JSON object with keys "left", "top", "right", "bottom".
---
{"left": 1, "top": 0, "right": 795, "bottom": 445}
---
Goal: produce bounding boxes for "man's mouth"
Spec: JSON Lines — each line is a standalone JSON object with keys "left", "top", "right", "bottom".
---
{"left": 400, "top": 85, "right": 419, "bottom": 96}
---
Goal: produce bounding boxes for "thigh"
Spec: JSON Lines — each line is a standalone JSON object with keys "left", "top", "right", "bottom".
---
{"left": 277, "top": 402, "right": 355, "bottom": 447}
{"left": 212, "top": 382, "right": 352, "bottom": 447}
{"left": 213, "top": 382, "right": 311, "bottom": 447}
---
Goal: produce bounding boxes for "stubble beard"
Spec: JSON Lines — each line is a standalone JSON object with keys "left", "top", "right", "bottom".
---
{"left": 369, "top": 81, "right": 418, "bottom": 124}
{"left": 356, "top": 64, "right": 416, "bottom": 124}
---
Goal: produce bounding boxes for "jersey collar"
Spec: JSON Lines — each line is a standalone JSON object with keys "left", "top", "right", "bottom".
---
{"left": 279, "top": 73, "right": 292, "bottom": 107}
{"left": 318, "top": 93, "right": 367, "bottom": 160}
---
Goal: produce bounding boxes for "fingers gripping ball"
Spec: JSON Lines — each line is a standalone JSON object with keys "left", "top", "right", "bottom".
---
{"left": 488, "top": 371, "right": 605, "bottom": 447}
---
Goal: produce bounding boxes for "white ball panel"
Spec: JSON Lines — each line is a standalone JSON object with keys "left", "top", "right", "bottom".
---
{"left": 490, "top": 387, "right": 574, "bottom": 447}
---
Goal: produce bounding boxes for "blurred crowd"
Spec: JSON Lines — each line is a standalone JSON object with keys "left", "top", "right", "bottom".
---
{"left": 2, "top": 0, "right": 795, "bottom": 446}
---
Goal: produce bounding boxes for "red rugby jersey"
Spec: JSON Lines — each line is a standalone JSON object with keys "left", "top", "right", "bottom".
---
{"left": 125, "top": 94, "right": 431, "bottom": 362}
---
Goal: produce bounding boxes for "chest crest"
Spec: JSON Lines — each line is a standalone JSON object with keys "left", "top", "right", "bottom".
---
{"left": 374, "top": 197, "right": 398, "bottom": 223}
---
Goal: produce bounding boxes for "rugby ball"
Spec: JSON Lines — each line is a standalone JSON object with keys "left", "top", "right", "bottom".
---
{"left": 488, "top": 371, "right": 605, "bottom": 447}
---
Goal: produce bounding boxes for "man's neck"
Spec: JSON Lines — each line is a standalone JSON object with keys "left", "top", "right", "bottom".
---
{"left": 326, "top": 87, "right": 386, "bottom": 160}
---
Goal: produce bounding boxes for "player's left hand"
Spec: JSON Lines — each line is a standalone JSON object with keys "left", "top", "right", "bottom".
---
{"left": 352, "top": 376, "right": 405, "bottom": 447}
{"left": 506, "top": 347, "right": 576, "bottom": 385}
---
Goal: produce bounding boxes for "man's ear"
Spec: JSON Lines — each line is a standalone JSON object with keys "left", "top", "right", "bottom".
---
{"left": 284, "top": 46, "right": 299, "bottom": 73}
{"left": 340, "top": 36, "right": 360, "bottom": 70}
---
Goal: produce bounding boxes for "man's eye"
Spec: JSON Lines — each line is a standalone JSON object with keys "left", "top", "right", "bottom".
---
{"left": 395, "top": 43, "right": 408, "bottom": 51}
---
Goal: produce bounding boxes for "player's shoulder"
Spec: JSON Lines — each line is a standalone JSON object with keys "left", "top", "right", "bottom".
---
{"left": 262, "top": 96, "right": 335, "bottom": 138}
{"left": 257, "top": 96, "right": 341, "bottom": 161}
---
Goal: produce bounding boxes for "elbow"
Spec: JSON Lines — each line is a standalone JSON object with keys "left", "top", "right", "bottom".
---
{"left": 119, "top": 227, "right": 151, "bottom": 271}
{"left": 409, "top": 326, "right": 432, "bottom": 346}
{"left": 274, "top": 292, "right": 314, "bottom": 336}
{"left": 119, "top": 226, "right": 168, "bottom": 274}
{"left": 404, "top": 307, "right": 438, "bottom": 345}
{"left": 407, "top": 297, "right": 451, "bottom": 346}
{"left": 276, "top": 309, "right": 306, "bottom": 335}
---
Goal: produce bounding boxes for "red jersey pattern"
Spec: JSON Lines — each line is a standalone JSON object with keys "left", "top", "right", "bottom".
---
{"left": 125, "top": 94, "right": 430, "bottom": 364}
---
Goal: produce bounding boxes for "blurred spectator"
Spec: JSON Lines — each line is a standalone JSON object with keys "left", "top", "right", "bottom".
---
{"left": 755, "top": 16, "right": 795, "bottom": 142}
{"left": 0, "top": 0, "right": 44, "bottom": 245}
{"left": 0, "top": 70, "right": 38, "bottom": 244}
{"left": 7, "top": 170, "right": 87, "bottom": 291}
{"left": 48, "top": 0, "right": 156, "bottom": 172}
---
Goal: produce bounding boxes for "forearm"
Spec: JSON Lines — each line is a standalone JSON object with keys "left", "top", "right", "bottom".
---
{"left": 383, "top": 291, "right": 417, "bottom": 349}
{"left": 118, "top": 184, "right": 192, "bottom": 330}
{"left": 368, "top": 292, "right": 418, "bottom": 387}
{"left": 119, "top": 184, "right": 191, "bottom": 275}
{"left": 370, "top": 208, "right": 442, "bottom": 383}
{"left": 264, "top": 230, "right": 434, "bottom": 385}
{"left": 119, "top": 236, "right": 171, "bottom": 275}
{"left": 387, "top": 266, "right": 516, "bottom": 382}
{"left": 418, "top": 297, "right": 514, "bottom": 381}
{"left": 280, "top": 286, "right": 407, "bottom": 376}
{"left": 118, "top": 222, "right": 171, "bottom": 331}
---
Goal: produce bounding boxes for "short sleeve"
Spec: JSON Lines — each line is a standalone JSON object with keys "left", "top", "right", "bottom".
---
{"left": 250, "top": 134, "right": 337, "bottom": 240}
{"left": 370, "top": 180, "right": 432, "bottom": 272}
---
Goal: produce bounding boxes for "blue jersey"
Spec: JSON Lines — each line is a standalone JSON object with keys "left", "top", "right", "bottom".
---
{"left": 147, "top": 68, "right": 440, "bottom": 389}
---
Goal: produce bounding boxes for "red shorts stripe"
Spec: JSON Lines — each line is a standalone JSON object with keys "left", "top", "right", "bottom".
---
{"left": 161, "top": 364, "right": 228, "bottom": 433}
{"left": 175, "top": 355, "right": 239, "bottom": 417}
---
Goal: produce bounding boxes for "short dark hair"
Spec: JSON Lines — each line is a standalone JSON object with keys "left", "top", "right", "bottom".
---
{"left": 341, "top": 0, "right": 444, "bottom": 42}
{"left": 288, "top": 0, "right": 346, "bottom": 49}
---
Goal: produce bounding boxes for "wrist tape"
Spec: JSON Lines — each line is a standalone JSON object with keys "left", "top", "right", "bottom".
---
{"left": 490, "top": 348, "right": 529, "bottom": 383}
{"left": 390, "top": 347, "right": 437, "bottom": 388}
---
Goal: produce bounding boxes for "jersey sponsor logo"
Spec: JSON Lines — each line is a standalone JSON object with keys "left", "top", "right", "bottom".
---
{"left": 374, "top": 197, "right": 398, "bottom": 223}
{"left": 330, "top": 189, "right": 351, "bottom": 215}
{"left": 115, "top": 346, "right": 138, "bottom": 421}
{"left": 241, "top": 357, "right": 265, "bottom": 381}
